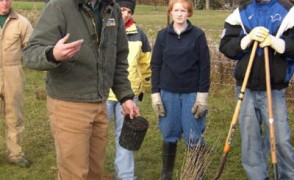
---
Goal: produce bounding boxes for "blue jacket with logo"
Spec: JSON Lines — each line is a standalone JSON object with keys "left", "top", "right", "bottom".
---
{"left": 220, "top": 0, "right": 294, "bottom": 90}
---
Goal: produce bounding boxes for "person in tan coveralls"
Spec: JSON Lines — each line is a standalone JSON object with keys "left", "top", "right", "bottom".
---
{"left": 0, "top": 0, "right": 32, "bottom": 168}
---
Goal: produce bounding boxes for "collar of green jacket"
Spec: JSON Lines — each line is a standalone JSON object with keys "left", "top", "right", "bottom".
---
{"left": 75, "top": 0, "right": 114, "bottom": 6}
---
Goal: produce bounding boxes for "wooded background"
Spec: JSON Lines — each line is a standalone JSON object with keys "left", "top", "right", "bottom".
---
{"left": 14, "top": 0, "right": 250, "bottom": 10}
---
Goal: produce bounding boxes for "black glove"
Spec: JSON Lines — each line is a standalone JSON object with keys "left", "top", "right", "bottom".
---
{"left": 138, "top": 93, "right": 144, "bottom": 102}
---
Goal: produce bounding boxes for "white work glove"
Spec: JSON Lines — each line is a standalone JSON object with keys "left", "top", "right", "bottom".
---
{"left": 151, "top": 93, "right": 165, "bottom": 117}
{"left": 191, "top": 92, "right": 208, "bottom": 119}
{"left": 249, "top": 26, "right": 269, "bottom": 42}
{"left": 259, "top": 35, "right": 285, "bottom": 54}
{"left": 241, "top": 27, "right": 269, "bottom": 50}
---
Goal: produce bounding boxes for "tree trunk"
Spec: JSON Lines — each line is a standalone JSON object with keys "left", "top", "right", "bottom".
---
{"left": 205, "top": 0, "right": 209, "bottom": 10}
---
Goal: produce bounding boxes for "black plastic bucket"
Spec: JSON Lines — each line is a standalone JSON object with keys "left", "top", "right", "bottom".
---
{"left": 119, "top": 115, "right": 149, "bottom": 151}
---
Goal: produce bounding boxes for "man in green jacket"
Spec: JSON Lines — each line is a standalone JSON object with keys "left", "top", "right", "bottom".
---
{"left": 23, "top": 0, "right": 138, "bottom": 179}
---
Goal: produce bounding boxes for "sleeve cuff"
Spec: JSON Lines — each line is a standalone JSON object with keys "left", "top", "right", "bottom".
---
{"left": 119, "top": 94, "right": 134, "bottom": 104}
{"left": 46, "top": 48, "right": 60, "bottom": 65}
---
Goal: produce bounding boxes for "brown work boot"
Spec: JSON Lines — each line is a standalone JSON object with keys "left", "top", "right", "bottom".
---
{"left": 9, "top": 157, "right": 32, "bottom": 168}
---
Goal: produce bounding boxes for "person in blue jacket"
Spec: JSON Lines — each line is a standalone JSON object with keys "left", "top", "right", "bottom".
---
{"left": 151, "top": 0, "right": 210, "bottom": 179}
{"left": 219, "top": 0, "right": 294, "bottom": 179}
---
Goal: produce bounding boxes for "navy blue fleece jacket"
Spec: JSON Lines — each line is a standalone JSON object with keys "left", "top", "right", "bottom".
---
{"left": 151, "top": 20, "right": 210, "bottom": 94}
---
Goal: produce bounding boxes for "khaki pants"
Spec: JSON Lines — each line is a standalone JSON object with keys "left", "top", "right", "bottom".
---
{"left": 47, "top": 97, "right": 108, "bottom": 180}
{"left": 0, "top": 66, "right": 25, "bottom": 161}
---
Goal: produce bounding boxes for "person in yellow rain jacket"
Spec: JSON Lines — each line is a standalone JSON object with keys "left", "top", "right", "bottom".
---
{"left": 107, "top": 0, "right": 151, "bottom": 179}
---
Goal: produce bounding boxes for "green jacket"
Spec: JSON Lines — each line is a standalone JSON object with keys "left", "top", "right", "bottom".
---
{"left": 23, "top": 0, "right": 133, "bottom": 103}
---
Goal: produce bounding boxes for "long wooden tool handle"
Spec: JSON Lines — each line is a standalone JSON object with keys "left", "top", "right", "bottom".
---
{"left": 264, "top": 47, "right": 278, "bottom": 180}
{"left": 213, "top": 41, "right": 259, "bottom": 180}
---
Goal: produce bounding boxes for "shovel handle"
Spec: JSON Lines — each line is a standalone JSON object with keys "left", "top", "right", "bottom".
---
{"left": 264, "top": 47, "right": 279, "bottom": 179}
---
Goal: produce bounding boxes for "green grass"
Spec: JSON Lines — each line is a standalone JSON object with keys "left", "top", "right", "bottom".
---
{"left": 0, "top": 2, "right": 293, "bottom": 180}
{"left": 12, "top": 1, "right": 44, "bottom": 10}
{"left": 134, "top": 5, "right": 230, "bottom": 44}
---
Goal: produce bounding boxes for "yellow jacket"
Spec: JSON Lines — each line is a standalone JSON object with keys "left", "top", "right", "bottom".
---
{"left": 108, "top": 23, "right": 151, "bottom": 101}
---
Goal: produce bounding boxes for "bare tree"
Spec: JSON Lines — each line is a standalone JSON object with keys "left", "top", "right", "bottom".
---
{"left": 205, "top": 0, "right": 210, "bottom": 9}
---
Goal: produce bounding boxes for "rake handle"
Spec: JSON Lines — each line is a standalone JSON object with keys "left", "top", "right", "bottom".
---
{"left": 213, "top": 41, "right": 258, "bottom": 180}
{"left": 213, "top": 153, "right": 228, "bottom": 180}
{"left": 225, "top": 41, "right": 259, "bottom": 147}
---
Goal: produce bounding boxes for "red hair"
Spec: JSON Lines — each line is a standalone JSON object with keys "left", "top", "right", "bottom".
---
{"left": 167, "top": 0, "right": 193, "bottom": 17}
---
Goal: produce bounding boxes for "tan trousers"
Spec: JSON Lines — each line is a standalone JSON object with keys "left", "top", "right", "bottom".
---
{"left": 0, "top": 66, "right": 25, "bottom": 161}
{"left": 47, "top": 97, "right": 108, "bottom": 180}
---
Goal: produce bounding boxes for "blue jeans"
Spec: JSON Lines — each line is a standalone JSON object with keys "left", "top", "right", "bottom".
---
{"left": 159, "top": 90, "right": 206, "bottom": 146}
{"left": 106, "top": 98, "right": 138, "bottom": 180}
{"left": 237, "top": 87, "right": 294, "bottom": 180}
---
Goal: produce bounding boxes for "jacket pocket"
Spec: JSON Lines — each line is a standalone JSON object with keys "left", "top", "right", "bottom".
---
{"left": 4, "top": 32, "right": 21, "bottom": 51}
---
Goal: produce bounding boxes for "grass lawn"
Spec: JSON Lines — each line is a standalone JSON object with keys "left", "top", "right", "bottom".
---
{"left": 0, "top": 2, "right": 293, "bottom": 180}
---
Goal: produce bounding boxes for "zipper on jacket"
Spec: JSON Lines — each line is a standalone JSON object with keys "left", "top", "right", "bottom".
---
{"left": 82, "top": 6, "right": 100, "bottom": 47}
{"left": 97, "top": 5, "right": 114, "bottom": 100}
{"left": 81, "top": 4, "right": 104, "bottom": 99}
